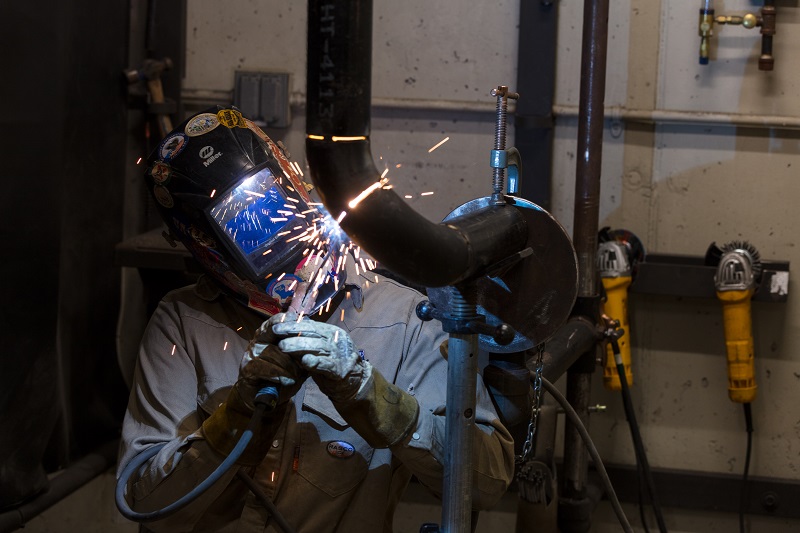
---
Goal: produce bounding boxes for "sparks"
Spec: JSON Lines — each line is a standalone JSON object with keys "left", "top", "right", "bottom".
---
{"left": 428, "top": 136, "right": 450, "bottom": 153}
{"left": 404, "top": 195, "right": 413, "bottom": 199}
{"left": 334, "top": 330, "right": 339, "bottom": 342}
{"left": 136, "top": 157, "right": 142, "bottom": 164}
{"left": 337, "top": 211, "right": 347, "bottom": 223}
{"left": 277, "top": 273, "right": 286, "bottom": 281}
{"left": 263, "top": 249, "right": 273, "bottom": 255}
{"left": 348, "top": 180, "right": 384, "bottom": 209}
{"left": 421, "top": 191, "right": 434, "bottom": 196}
{"left": 171, "top": 344, "right": 176, "bottom": 355}
{"left": 243, "top": 189, "right": 265, "bottom": 198}
{"left": 340, "top": 309, "right": 345, "bottom": 321}
{"left": 223, "top": 341, "right": 228, "bottom": 350}
{"left": 236, "top": 326, "right": 243, "bottom": 331}
{"left": 210, "top": 189, "right": 217, "bottom": 198}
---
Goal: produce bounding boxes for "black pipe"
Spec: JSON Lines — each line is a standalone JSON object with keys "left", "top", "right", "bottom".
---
{"left": 0, "top": 440, "right": 118, "bottom": 533}
{"left": 514, "top": 0, "right": 558, "bottom": 209}
{"left": 560, "top": 0, "right": 610, "bottom": 529}
{"left": 572, "top": 0, "right": 609, "bottom": 297}
{"left": 538, "top": 317, "right": 601, "bottom": 383}
{"left": 305, "top": 0, "right": 528, "bottom": 288}
{"left": 759, "top": 0, "right": 775, "bottom": 71}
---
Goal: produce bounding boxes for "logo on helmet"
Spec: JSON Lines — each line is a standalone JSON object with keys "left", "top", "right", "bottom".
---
{"left": 200, "top": 146, "right": 223, "bottom": 167}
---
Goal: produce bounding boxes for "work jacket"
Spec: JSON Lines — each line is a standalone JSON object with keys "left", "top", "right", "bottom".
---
{"left": 117, "top": 264, "right": 514, "bottom": 532}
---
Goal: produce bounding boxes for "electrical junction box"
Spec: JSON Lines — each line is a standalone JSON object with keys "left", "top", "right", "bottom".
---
{"left": 234, "top": 71, "right": 291, "bottom": 128}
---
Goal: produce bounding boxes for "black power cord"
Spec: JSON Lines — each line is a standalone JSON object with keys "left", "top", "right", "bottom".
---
{"left": 740, "top": 402, "right": 753, "bottom": 533}
{"left": 539, "top": 376, "right": 634, "bottom": 533}
{"left": 610, "top": 337, "right": 668, "bottom": 533}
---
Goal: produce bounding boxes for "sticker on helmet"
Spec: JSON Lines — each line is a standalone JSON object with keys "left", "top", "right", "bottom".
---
{"left": 185, "top": 113, "right": 220, "bottom": 137}
{"left": 153, "top": 185, "right": 174, "bottom": 208}
{"left": 150, "top": 162, "right": 171, "bottom": 183}
{"left": 326, "top": 441, "right": 355, "bottom": 459}
{"left": 217, "top": 109, "right": 246, "bottom": 128}
{"left": 246, "top": 289, "right": 282, "bottom": 316}
{"left": 158, "top": 133, "right": 188, "bottom": 161}
{"left": 267, "top": 274, "right": 303, "bottom": 306}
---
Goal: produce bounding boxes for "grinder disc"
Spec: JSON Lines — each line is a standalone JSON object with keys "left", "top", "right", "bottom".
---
{"left": 427, "top": 196, "right": 578, "bottom": 353}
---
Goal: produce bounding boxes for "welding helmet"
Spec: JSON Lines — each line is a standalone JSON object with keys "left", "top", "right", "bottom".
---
{"left": 144, "top": 105, "right": 343, "bottom": 316}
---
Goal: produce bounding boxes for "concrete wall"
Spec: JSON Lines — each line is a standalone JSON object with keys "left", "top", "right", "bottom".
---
{"left": 21, "top": 1, "right": 800, "bottom": 531}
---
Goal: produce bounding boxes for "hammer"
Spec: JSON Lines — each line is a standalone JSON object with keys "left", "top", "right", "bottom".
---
{"left": 125, "top": 57, "right": 174, "bottom": 139}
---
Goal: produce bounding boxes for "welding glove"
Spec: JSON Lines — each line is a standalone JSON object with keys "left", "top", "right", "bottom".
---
{"left": 201, "top": 321, "right": 306, "bottom": 465}
{"left": 269, "top": 313, "right": 419, "bottom": 448}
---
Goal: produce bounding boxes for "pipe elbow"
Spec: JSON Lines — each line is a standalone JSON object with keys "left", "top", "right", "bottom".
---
{"left": 305, "top": 138, "right": 527, "bottom": 288}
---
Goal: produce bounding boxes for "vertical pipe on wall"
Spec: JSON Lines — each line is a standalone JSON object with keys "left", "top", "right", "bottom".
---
{"left": 514, "top": 0, "right": 559, "bottom": 209}
{"left": 560, "top": 0, "right": 610, "bottom": 530}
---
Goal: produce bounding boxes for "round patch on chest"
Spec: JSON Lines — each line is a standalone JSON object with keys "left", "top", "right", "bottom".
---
{"left": 326, "top": 441, "right": 355, "bottom": 459}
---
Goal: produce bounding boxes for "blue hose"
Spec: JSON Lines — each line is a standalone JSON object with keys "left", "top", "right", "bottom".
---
{"left": 115, "top": 385, "right": 279, "bottom": 522}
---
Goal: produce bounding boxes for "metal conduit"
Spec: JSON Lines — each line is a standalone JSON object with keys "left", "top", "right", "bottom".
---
{"left": 560, "top": 2, "right": 610, "bottom": 531}
{"left": 553, "top": 104, "right": 800, "bottom": 130}
{"left": 304, "top": 3, "right": 531, "bottom": 533}
{"left": 304, "top": 0, "right": 527, "bottom": 288}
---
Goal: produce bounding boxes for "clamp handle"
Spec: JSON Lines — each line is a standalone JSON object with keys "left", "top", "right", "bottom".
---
{"left": 416, "top": 300, "right": 516, "bottom": 346}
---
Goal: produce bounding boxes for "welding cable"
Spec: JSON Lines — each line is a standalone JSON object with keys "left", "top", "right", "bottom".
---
{"left": 539, "top": 376, "right": 634, "bottom": 533}
{"left": 116, "top": 386, "right": 295, "bottom": 533}
{"left": 739, "top": 402, "right": 753, "bottom": 533}
{"left": 610, "top": 338, "right": 668, "bottom": 533}
{"left": 235, "top": 470, "right": 296, "bottom": 533}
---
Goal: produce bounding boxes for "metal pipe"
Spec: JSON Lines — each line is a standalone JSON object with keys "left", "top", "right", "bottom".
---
{"left": 553, "top": 104, "right": 800, "bottom": 131}
{"left": 572, "top": 0, "right": 608, "bottom": 299}
{"left": 181, "top": 89, "right": 511, "bottom": 115}
{"left": 539, "top": 317, "right": 601, "bottom": 384}
{"left": 304, "top": 3, "right": 528, "bottom": 532}
{"left": 305, "top": 0, "right": 527, "bottom": 288}
{"left": 759, "top": 0, "right": 776, "bottom": 71}
{"left": 442, "top": 287, "right": 480, "bottom": 533}
{"left": 561, "top": 1, "right": 610, "bottom": 527}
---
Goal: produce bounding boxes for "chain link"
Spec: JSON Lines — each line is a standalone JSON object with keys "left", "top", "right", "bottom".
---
{"left": 518, "top": 343, "right": 545, "bottom": 464}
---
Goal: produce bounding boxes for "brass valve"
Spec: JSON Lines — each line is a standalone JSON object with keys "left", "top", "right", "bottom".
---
{"left": 698, "top": 1, "right": 776, "bottom": 71}
{"left": 715, "top": 13, "right": 759, "bottom": 29}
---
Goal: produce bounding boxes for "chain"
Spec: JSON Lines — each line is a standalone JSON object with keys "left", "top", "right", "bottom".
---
{"left": 518, "top": 343, "right": 545, "bottom": 464}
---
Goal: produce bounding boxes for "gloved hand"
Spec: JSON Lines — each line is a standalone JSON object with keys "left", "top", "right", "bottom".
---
{"left": 201, "top": 320, "right": 306, "bottom": 465}
{"left": 269, "top": 313, "right": 420, "bottom": 448}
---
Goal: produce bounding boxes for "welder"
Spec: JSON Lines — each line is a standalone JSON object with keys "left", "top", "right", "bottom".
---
{"left": 116, "top": 106, "right": 514, "bottom": 532}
